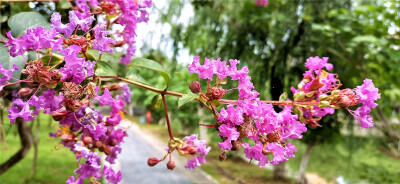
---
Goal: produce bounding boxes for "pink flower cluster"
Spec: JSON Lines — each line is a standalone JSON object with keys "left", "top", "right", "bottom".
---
{"left": 2, "top": 3, "right": 138, "bottom": 182}
{"left": 71, "top": 0, "right": 153, "bottom": 65}
{"left": 183, "top": 134, "right": 211, "bottom": 170}
{"left": 189, "top": 56, "right": 307, "bottom": 166}
{"left": 352, "top": 79, "right": 381, "bottom": 128}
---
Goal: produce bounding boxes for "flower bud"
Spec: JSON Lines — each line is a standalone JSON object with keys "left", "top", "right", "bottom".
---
{"left": 318, "top": 94, "right": 329, "bottom": 101}
{"left": 189, "top": 81, "right": 202, "bottom": 94}
{"left": 219, "top": 151, "right": 227, "bottom": 161}
{"left": 83, "top": 136, "right": 93, "bottom": 145}
{"left": 108, "top": 139, "right": 118, "bottom": 146}
{"left": 167, "top": 160, "right": 176, "bottom": 170}
{"left": 305, "top": 91, "right": 315, "bottom": 98}
{"left": 231, "top": 140, "right": 242, "bottom": 151}
{"left": 104, "top": 146, "right": 113, "bottom": 155}
{"left": 331, "top": 90, "right": 340, "bottom": 96}
{"left": 294, "top": 92, "right": 305, "bottom": 101}
{"left": 206, "top": 87, "right": 226, "bottom": 101}
{"left": 94, "top": 140, "right": 103, "bottom": 148}
{"left": 52, "top": 110, "right": 69, "bottom": 121}
{"left": 61, "top": 134, "right": 73, "bottom": 142}
{"left": 318, "top": 101, "right": 331, "bottom": 108}
{"left": 337, "top": 96, "right": 350, "bottom": 108}
{"left": 18, "top": 88, "right": 33, "bottom": 97}
{"left": 262, "top": 149, "right": 272, "bottom": 155}
{"left": 147, "top": 157, "right": 160, "bottom": 167}
{"left": 188, "top": 147, "right": 197, "bottom": 155}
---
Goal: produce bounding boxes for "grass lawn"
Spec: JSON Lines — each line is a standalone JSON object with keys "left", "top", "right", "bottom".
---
{"left": 0, "top": 114, "right": 76, "bottom": 184}
{"left": 286, "top": 137, "right": 400, "bottom": 184}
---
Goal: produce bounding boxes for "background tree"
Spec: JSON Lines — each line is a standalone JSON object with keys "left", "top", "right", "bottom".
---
{"left": 158, "top": 0, "right": 400, "bottom": 180}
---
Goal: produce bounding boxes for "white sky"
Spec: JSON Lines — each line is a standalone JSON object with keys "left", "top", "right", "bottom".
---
{"left": 135, "top": 0, "right": 194, "bottom": 65}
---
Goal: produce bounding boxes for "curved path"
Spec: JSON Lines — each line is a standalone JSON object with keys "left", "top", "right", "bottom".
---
{"left": 118, "top": 121, "right": 218, "bottom": 184}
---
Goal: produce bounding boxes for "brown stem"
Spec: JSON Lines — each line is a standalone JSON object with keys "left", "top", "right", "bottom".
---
{"left": 0, "top": 118, "right": 33, "bottom": 175}
{"left": 219, "top": 99, "right": 318, "bottom": 106}
{"left": 161, "top": 94, "right": 174, "bottom": 140}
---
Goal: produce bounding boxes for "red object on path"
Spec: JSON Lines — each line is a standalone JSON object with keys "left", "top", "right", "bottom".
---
{"left": 146, "top": 111, "right": 152, "bottom": 125}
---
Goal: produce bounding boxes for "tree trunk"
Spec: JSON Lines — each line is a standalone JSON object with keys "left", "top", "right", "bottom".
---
{"left": 273, "top": 162, "right": 287, "bottom": 181}
{"left": 0, "top": 118, "right": 33, "bottom": 174}
{"left": 0, "top": 106, "right": 7, "bottom": 149}
{"left": 297, "top": 140, "right": 316, "bottom": 184}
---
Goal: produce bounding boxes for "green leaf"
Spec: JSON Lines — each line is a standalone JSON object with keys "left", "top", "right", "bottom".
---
{"left": 58, "top": 0, "right": 70, "bottom": 9}
{"left": 216, "top": 77, "right": 227, "bottom": 85}
{"left": 0, "top": 43, "right": 26, "bottom": 89}
{"left": 95, "top": 61, "right": 116, "bottom": 76}
{"left": 125, "top": 69, "right": 152, "bottom": 86}
{"left": 85, "top": 52, "right": 97, "bottom": 62}
{"left": 178, "top": 92, "right": 198, "bottom": 108}
{"left": 129, "top": 58, "right": 170, "bottom": 90}
{"left": 279, "top": 92, "right": 288, "bottom": 102}
{"left": 8, "top": 12, "right": 50, "bottom": 37}
{"left": 352, "top": 35, "right": 378, "bottom": 44}
{"left": 41, "top": 54, "right": 64, "bottom": 69}
{"left": 150, "top": 94, "right": 162, "bottom": 110}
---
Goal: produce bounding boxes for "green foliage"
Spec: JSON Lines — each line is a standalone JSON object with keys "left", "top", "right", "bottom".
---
{"left": 287, "top": 136, "right": 400, "bottom": 184}
{"left": 0, "top": 43, "right": 26, "bottom": 87}
{"left": 129, "top": 57, "right": 171, "bottom": 90}
{"left": 40, "top": 54, "right": 64, "bottom": 69}
{"left": 178, "top": 92, "right": 198, "bottom": 108}
{"left": 8, "top": 11, "right": 50, "bottom": 37}
{"left": 95, "top": 61, "right": 117, "bottom": 76}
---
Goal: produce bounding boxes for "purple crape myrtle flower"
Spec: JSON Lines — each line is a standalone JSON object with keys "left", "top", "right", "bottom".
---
{"left": 66, "top": 176, "right": 83, "bottom": 184}
{"left": 95, "top": 88, "right": 115, "bottom": 106}
{"left": 5, "top": 27, "right": 63, "bottom": 57}
{"left": 103, "top": 166, "right": 122, "bottom": 184}
{"left": 0, "top": 63, "right": 19, "bottom": 91}
{"left": 29, "top": 89, "right": 65, "bottom": 115}
{"left": 183, "top": 134, "right": 211, "bottom": 170}
{"left": 104, "top": 96, "right": 125, "bottom": 126}
{"left": 92, "top": 23, "right": 116, "bottom": 54}
{"left": 68, "top": 0, "right": 153, "bottom": 64}
{"left": 7, "top": 99, "right": 35, "bottom": 123}
{"left": 217, "top": 124, "right": 240, "bottom": 150}
{"left": 243, "top": 142, "right": 264, "bottom": 161}
{"left": 68, "top": 10, "right": 94, "bottom": 32}
{"left": 111, "top": 0, "right": 153, "bottom": 64}
{"left": 119, "top": 83, "right": 133, "bottom": 103}
{"left": 74, "top": 152, "right": 102, "bottom": 180}
{"left": 58, "top": 45, "right": 96, "bottom": 83}
{"left": 105, "top": 128, "right": 126, "bottom": 164}
{"left": 51, "top": 12, "right": 77, "bottom": 37}
{"left": 352, "top": 79, "right": 381, "bottom": 129}
{"left": 72, "top": 142, "right": 102, "bottom": 181}
{"left": 264, "top": 142, "right": 295, "bottom": 165}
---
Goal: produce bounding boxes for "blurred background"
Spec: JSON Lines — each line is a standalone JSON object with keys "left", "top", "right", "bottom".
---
{"left": 1, "top": 0, "right": 399, "bottom": 184}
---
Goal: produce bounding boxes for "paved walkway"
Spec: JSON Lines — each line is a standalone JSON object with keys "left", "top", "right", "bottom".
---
{"left": 118, "top": 121, "right": 218, "bottom": 184}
